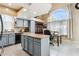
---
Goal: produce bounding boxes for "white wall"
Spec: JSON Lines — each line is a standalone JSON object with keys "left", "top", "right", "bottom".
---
{"left": 71, "top": 4, "right": 79, "bottom": 42}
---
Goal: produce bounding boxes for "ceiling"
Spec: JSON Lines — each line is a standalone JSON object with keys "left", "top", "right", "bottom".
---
{"left": 0, "top": 3, "right": 30, "bottom": 11}
{"left": 0, "top": 3, "right": 71, "bottom": 22}
{"left": 0, "top": 3, "right": 52, "bottom": 20}
{"left": 17, "top": 3, "right": 52, "bottom": 18}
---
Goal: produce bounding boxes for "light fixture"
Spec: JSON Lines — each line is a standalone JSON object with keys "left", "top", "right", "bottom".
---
{"left": 5, "top": 8, "right": 9, "bottom": 11}
{"left": 24, "top": 16, "right": 27, "bottom": 18}
{"left": 33, "top": 12, "right": 37, "bottom": 15}
{"left": 23, "top": 8, "right": 27, "bottom": 11}
{"left": 14, "top": 16, "right": 16, "bottom": 19}
{"left": 8, "top": 3, "right": 12, "bottom": 6}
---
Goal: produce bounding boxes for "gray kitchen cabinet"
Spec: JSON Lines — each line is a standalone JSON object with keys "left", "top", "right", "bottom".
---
{"left": 28, "top": 37, "right": 33, "bottom": 55}
{"left": 2, "top": 35, "right": 8, "bottom": 46}
{"left": 24, "top": 36, "right": 28, "bottom": 51}
{"left": 8, "top": 33, "right": 15, "bottom": 45}
{"left": 0, "top": 39, "right": 2, "bottom": 46}
{"left": 16, "top": 19, "right": 29, "bottom": 27}
{"left": 21, "top": 35, "right": 25, "bottom": 49}
{"left": 16, "top": 19, "right": 23, "bottom": 27}
{"left": 0, "top": 35, "right": 2, "bottom": 46}
{"left": 24, "top": 20, "right": 28, "bottom": 27}
{"left": 21, "top": 34, "right": 50, "bottom": 56}
{"left": 27, "top": 37, "right": 29, "bottom": 52}
{"left": 0, "top": 34, "right": 8, "bottom": 46}
{"left": 0, "top": 33, "right": 15, "bottom": 47}
{"left": 30, "top": 21, "right": 35, "bottom": 33}
{"left": 33, "top": 41, "right": 41, "bottom": 56}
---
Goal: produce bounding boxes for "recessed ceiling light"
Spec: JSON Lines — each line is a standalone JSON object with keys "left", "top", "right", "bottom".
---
{"left": 24, "top": 17, "right": 27, "bottom": 18}
{"left": 5, "top": 8, "right": 9, "bottom": 11}
{"left": 14, "top": 16, "right": 16, "bottom": 18}
{"left": 33, "top": 12, "right": 37, "bottom": 14}
{"left": 23, "top": 8, "right": 27, "bottom": 11}
{"left": 8, "top": 3, "right": 12, "bottom": 6}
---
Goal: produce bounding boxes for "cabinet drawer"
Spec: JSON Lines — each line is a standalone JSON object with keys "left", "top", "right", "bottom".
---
{"left": 34, "top": 38, "right": 41, "bottom": 43}
{"left": 34, "top": 41, "right": 41, "bottom": 46}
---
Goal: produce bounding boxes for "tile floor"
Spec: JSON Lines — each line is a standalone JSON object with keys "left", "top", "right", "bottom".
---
{"left": 0, "top": 39, "right": 79, "bottom": 56}
{"left": 0, "top": 44, "right": 29, "bottom": 56}
{"left": 50, "top": 39, "right": 79, "bottom": 56}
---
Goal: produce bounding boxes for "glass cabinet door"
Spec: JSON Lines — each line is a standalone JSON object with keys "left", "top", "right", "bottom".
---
{"left": 16, "top": 20, "right": 23, "bottom": 27}
{"left": 24, "top": 20, "right": 28, "bottom": 27}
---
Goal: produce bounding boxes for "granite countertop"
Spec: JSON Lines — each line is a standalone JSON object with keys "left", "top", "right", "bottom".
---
{"left": 21, "top": 32, "right": 50, "bottom": 39}
{"left": 0, "top": 31, "right": 23, "bottom": 34}
{"left": 0, "top": 31, "right": 22, "bottom": 35}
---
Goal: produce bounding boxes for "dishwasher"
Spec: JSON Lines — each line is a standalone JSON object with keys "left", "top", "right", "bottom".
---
{"left": 15, "top": 33, "right": 21, "bottom": 44}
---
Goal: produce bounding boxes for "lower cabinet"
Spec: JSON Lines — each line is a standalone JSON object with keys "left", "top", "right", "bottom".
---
{"left": 0, "top": 35, "right": 8, "bottom": 46}
{"left": 21, "top": 36, "right": 34, "bottom": 55}
{"left": 2, "top": 35, "right": 8, "bottom": 46}
{"left": 8, "top": 33, "right": 15, "bottom": 45}
{"left": 28, "top": 37, "right": 33, "bottom": 55}
{"left": 24, "top": 36, "right": 28, "bottom": 51}
{"left": 0, "top": 33, "right": 15, "bottom": 47}
{"left": 33, "top": 41, "right": 41, "bottom": 56}
{"left": 21, "top": 36, "right": 41, "bottom": 56}
{"left": 21, "top": 35, "right": 25, "bottom": 49}
{"left": 21, "top": 35, "right": 50, "bottom": 56}
{"left": 21, "top": 35, "right": 28, "bottom": 50}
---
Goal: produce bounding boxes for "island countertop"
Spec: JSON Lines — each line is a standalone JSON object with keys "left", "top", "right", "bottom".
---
{"left": 21, "top": 32, "right": 50, "bottom": 39}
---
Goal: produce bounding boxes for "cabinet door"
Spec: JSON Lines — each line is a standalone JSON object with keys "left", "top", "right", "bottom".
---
{"left": 0, "top": 36, "right": 3, "bottom": 46}
{"left": 33, "top": 42, "right": 41, "bottom": 56}
{"left": 2, "top": 35, "right": 8, "bottom": 46}
{"left": 0, "top": 39, "right": 2, "bottom": 46}
{"left": 16, "top": 19, "right": 23, "bottom": 27}
{"left": 8, "top": 33, "right": 15, "bottom": 45}
{"left": 28, "top": 37, "right": 33, "bottom": 55}
{"left": 0, "top": 35, "right": 2, "bottom": 46}
{"left": 30, "top": 21, "right": 35, "bottom": 33}
{"left": 24, "top": 36, "right": 28, "bottom": 50}
{"left": 24, "top": 20, "right": 28, "bottom": 27}
{"left": 21, "top": 35, "right": 25, "bottom": 49}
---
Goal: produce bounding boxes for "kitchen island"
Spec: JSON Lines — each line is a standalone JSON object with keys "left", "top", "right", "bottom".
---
{"left": 21, "top": 32, "right": 50, "bottom": 56}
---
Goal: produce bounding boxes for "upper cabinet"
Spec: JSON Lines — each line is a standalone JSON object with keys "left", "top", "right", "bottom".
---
{"left": 16, "top": 18, "right": 29, "bottom": 27}
{"left": 24, "top": 20, "right": 28, "bottom": 27}
{"left": 16, "top": 19, "right": 23, "bottom": 27}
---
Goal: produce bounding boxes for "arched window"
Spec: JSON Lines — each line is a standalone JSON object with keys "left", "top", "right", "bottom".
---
{"left": 50, "top": 9, "right": 69, "bottom": 21}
